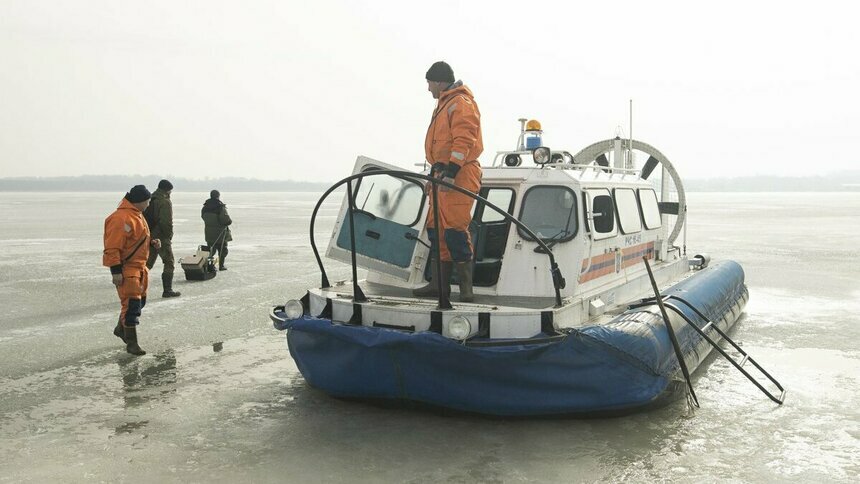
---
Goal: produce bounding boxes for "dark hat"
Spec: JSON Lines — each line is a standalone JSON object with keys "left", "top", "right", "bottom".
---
{"left": 425, "top": 61, "right": 455, "bottom": 83}
{"left": 158, "top": 179, "right": 173, "bottom": 191}
{"left": 125, "top": 185, "right": 151, "bottom": 203}
{"left": 210, "top": 190, "right": 220, "bottom": 199}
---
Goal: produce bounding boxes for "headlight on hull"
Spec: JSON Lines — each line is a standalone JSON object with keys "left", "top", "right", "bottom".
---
{"left": 447, "top": 315, "right": 472, "bottom": 341}
{"left": 284, "top": 299, "right": 304, "bottom": 320}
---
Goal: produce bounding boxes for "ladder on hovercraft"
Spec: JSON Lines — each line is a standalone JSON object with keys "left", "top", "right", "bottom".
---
{"left": 657, "top": 294, "right": 786, "bottom": 405}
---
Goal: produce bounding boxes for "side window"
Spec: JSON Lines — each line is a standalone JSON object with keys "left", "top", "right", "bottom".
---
{"left": 518, "top": 186, "right": 578, "bottom": 241}
{"left": 480, "top": 188, "right": 515, "bottom": 223}
{"left": 586, "top": 188, "right": 617, "bottom": 240}
{"left": 614, "top": 188, "right": 642, "bottom": 234}
{"left": 353, "top": 169, "right": 424, "bottom": 227}
{"left": 638, "top": 189, "right": 662, "bottom": 229}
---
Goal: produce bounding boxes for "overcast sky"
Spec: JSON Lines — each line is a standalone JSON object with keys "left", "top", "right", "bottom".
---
{"left": 1, "top": 1, "right": 857, "bottom": 182}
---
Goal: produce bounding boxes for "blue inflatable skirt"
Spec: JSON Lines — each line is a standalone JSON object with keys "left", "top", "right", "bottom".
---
{"left": 274, "top": 261, "right": 748, "bottom": 416}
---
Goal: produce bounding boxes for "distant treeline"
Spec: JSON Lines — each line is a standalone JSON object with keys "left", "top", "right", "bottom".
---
{"left": 0, "top": 175, "right": 330, "bottom": 192}
{"left": 0, "top": 172, "right": 858, "bottom": 192}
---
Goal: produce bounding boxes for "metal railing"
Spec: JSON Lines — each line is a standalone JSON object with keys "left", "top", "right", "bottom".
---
{"left": 308, "top": 169, "right": 567, "bottom": 310}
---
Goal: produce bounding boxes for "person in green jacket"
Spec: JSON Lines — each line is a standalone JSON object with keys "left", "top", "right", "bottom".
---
{"left": 145, "top": 179, "right": 181, "bottom": 297}
{"left": 201, "top": 190, "right": 232, "bottom": 270}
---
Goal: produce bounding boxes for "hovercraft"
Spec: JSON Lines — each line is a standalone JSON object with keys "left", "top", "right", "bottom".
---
{"left": 270, "top": 119, "right": 784, "bottom": 416}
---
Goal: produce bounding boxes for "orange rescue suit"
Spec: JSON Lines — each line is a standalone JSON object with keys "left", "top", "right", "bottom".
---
{"left": 424, "top": 82, "right": 483, "bottom": 262}
{"left": 103, "top": 198, "right": 151, "bottom": 327}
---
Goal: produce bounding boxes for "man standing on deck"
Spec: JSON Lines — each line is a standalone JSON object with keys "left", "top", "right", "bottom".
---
{"left": 145, "top": 179, "right": 181, "bottom": 297}
{"left": 103, "top": 185, "right": 160, "bottom": 356}
{"left": 413, "top": 61, "right": 483, "bottom": 302}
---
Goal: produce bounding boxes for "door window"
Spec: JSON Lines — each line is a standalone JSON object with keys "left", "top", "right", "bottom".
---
{"left": 479, "top": 188, "right": 515, "bottom": 223}
{"left": 353, "top": 169, "right": 424, "bottom": 226}
{"left": 586, "top": 188, "right": 618, "bottom": 240}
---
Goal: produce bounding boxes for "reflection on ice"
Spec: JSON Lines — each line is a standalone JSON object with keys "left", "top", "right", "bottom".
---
{"left": 118, "top": 349, "right": 177, "bottom": 409}
{"left": 115, "top": 420, "right": 149, "bottom": 435}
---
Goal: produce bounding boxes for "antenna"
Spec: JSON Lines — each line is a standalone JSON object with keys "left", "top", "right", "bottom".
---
{"left": 629, "top": 99, "right": 633, "bottom": 169}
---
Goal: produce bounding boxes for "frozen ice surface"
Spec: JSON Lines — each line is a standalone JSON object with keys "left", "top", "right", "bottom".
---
{"left": 0, "top": 191, "right": 858, "bottom": 482}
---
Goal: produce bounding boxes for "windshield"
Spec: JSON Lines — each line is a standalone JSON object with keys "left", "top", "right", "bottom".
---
{"left": 517, "top": 186, "right": 578, "bottom": 241}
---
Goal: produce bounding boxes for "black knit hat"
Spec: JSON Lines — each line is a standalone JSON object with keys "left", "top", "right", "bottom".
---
{"left": 426, "top": 61, "right": 455, "bottom": 83}
{"left": 158, "top": 179, "right": 173, "bottom": 191}
{"left": 125, "top": 185, "right": 151, "bottom": 203}
{"left": 210, "top": 190, "right": 220, "bottom": 199}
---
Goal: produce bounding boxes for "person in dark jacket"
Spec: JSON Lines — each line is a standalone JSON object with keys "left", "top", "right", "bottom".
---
{"left": 201, "top": 190, "right": 232, "bottom": 270}
{"left": 145, "top": 179, "right": 181, "bottom": 297}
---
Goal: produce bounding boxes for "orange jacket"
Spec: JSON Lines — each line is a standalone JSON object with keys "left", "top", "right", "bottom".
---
{"left": 103, "top": 198, "right": 151, "bottom": 273}
{"left": 424, "top": 82, "right": 483, "bottom": 168}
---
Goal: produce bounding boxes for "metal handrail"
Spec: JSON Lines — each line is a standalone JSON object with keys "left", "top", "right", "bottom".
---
{"left": 308, "top": 169, "right": 566, "bottom": 308}
{"left": 490, "top": 151, "right": 642, "bottom": 176}
{"left": 549, "top": 163, "right": 641, "bottom": 175}
{"left": 344, "top": 180, "right": 366, "bottom": 303}
{"left": 662, "top": 295, "right": 786, "bottom": 405}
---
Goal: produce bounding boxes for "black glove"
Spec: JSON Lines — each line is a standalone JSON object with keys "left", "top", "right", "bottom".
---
{"left": 441, "top": 163, "right": 461, "bottom": 179}
{"left": 430, "top": 162, "right": 447, "bottom": 176}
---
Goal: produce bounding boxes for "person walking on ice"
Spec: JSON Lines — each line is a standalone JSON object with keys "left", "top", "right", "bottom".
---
{"left": 202, "top": 190, "right": 232, "bottom": 271}
{"left": 103, "top": 185, "right": 160, "bottom": 356}
{"left": 145, "top": 179, "right": 181, "bottom": 297}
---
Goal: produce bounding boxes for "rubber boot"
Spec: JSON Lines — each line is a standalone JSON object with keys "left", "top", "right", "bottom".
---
{"left": 439, "top": 261, "right": 453, "bottom": 300}
{"left": 161, "top": 273, "right": 181, "bottom": 298}
{"left": 113, "top": 317, "right": 126, "bottom": 343}
{"left": 123, "top": 326, "right": 146, "bottom": 356}
{"left": 455, "top": 261, "right": 474, "bottom": 302}
{"left": 413, "top": 259, "right": 440, "bottom": 297}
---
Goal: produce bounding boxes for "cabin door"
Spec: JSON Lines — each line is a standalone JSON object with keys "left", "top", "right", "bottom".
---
{"left": 325, "top": 156, "right": 429, "bottom": 282}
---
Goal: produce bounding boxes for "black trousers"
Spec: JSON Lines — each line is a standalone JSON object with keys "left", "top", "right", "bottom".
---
{"left": 210, "top": 241, "right": 228, "bottom": 266}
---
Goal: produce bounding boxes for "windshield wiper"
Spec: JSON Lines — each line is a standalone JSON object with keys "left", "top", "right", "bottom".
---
{"left": 533, "top": 230, "right": 567, "bottom": 253}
